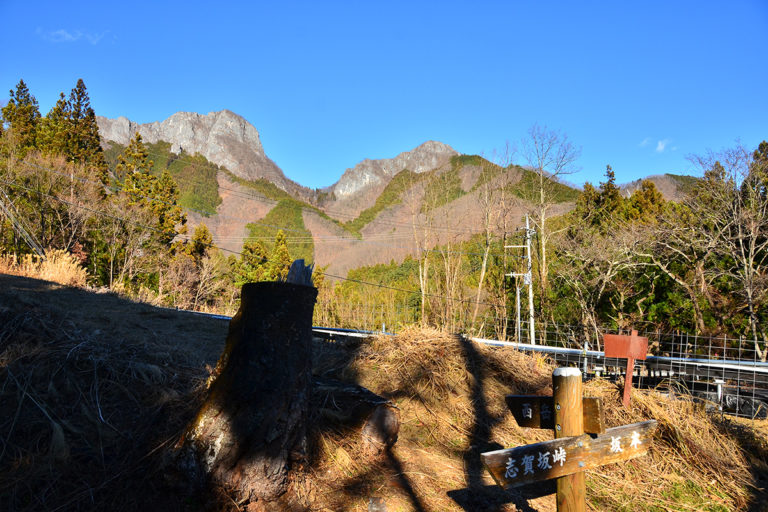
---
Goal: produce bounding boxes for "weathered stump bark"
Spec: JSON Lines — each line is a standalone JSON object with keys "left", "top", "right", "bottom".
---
{"left": 178, "top": 282, "right": 317, "bottom": 505}
{"left": 314, "top": 376, "right": 400, "bottom": 455}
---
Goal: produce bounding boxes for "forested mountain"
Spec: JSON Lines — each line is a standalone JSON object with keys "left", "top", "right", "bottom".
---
{"left": 2, "top": 78, "right": 766, "bottom": 359}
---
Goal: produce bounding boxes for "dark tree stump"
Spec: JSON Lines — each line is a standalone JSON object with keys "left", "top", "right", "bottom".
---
{"left": 178, "top": 282, "right": 317, "bottom": 505}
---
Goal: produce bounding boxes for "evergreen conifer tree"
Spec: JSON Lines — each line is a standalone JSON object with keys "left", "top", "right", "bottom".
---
{"left": 118, "top": 132, "right": 154, "bottom": 188}
{"left": 627, "top": 180, "right": 664, "bottom": 223}
{"left": 1, "top": 79, "right": 41, "bottom": 156}
{"left": 598, "top": 165, "right": 623, "bottom": 215}
{"left": 66, "top": 79, "right": 108, "bottom": 182}
{"left": 117, "top": 133, "right": 185, "bottom": 248}
{"left": 153, "top": 169, "right": 186, "bottom": 246}
{"left": 36, "top": 92, "right": 71, "bottom": 156}
{"left": 189, "top": 223, "right": 213, "bottom": 260}
{"left": 234, "top": 239, "right": 269, "bottom": 285}
{"left": 268, "top": 230, "right": 292, "bottom": 280}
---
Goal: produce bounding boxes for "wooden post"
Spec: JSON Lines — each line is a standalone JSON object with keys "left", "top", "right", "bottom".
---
{"left": 553, "top": 367, "right": 585, "bottom": 512}
{"left": 483, "top": 366, "right": 656, "bottom": 500}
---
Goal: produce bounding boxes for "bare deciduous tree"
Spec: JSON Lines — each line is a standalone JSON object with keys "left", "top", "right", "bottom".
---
{"left": 693, "top": 143, "right": 768, "bottom": 359}
{"left": 520, "top": 124, "right": 580, "bottom": 318}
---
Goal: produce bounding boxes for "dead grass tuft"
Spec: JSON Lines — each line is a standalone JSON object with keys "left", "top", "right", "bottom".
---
{"left": 309, "top": 328, "right": 768, "bottom": 511}
{"left": 583, "top": 379, "right": 758, "bottom": 510}
{"left": 0, "top": 249, "right": 87, "bottom": 287}
{"left": 1, "top": 275, "right": 765, "bottom": 512}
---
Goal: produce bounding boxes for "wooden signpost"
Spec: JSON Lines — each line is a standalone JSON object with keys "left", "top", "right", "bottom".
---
{"left": 505, "top": 395, "right": 605, "bottom": 434}
{"left": 604, "top": 330, "right": 649, "bottom": 407}
{"left": 482, "top": 368, "right": 657, "bottom": 512}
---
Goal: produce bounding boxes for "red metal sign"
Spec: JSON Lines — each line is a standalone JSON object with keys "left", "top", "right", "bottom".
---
{"left": 603, "top": 330, "right": 648, "bottom": 407}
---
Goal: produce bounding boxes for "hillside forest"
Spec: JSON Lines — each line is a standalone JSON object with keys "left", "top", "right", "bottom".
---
{"left": 1, "top": 79, "right": 767, "bottom": 360}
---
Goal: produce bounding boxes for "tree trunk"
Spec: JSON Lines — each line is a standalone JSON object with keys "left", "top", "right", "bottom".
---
{"left": 176, "top": 281, "right": 317, "bottom": 506}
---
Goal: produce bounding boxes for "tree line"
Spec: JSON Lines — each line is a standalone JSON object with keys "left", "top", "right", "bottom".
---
{"left": 0, "top": 79, "right": 309, "bottom": 313}
{"left": 329, "top": 129, "right": 768, "bottom": 360}
{"left": 2, "top": 79, "right": 766, "bottom": 359}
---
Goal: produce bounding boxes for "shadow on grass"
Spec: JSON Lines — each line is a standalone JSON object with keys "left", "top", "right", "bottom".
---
{"left": 447, "top": 334, "right": 551, "bottom": 512}
{"left": 713, "top": 416, "right": 768, "bottom": 512}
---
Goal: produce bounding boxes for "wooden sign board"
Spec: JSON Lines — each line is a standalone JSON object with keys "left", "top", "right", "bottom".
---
{"left": 505, "top": 395, "right": 605, "bottom": 434}
{"left": 482, "top": 420, "right": 657, "bottom": 489}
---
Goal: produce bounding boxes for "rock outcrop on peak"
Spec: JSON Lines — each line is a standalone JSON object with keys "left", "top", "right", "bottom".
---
{"left": 97, "top": 110, "right": 301, "bottom": 194}
{"left": 330, "top": 141, "right": 458, "bottom": 199}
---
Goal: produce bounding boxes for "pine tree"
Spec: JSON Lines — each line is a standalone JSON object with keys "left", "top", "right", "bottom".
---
{"left": 598, "top": 165, "right": 623, "bottom": 215}
{"left": 268, "top": 230, "right": 293, "bottom": 281}
{"left": 1, "top": 79, "right": 41, "bottom": 156}
{"left": 574, "top": 182, "right": 601, "bottom": 225}
{"left": 152, "top": 169, "right": 186, "bottom": 246}
{"left": 189, "top": 223, "right": 213, "bottom": 260}
{"left": 66, "top": 79, "right": 108, "bottom": 182}
{"left": 118, "top": 132, "right": 154, "bottom": 188}
{"left": 627, "top": 180, "right": 664, "bottom": 223}
{"left": 119, "top": 132, "right": 186, "bottom": 247}
{"left": 234, "top": 239, "right": 270, "bottom": 285}
{"left": 36, "top": 92, "right": 71, "bottom": 156}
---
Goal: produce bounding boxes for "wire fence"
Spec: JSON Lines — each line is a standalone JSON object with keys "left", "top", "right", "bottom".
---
{"left": 316, "top": 305, "right": 768, "bottom": 419}
{"left": 497, "top": 325, "right": 768, "bottom": 419}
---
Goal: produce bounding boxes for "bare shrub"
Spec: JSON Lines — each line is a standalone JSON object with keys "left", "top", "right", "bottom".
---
{"left": 0, "top": 249, "right": 87, "bottom": 287}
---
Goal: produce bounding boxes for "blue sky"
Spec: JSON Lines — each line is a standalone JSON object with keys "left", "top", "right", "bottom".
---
{"left": 1, "top": 1, "right": 766, "bottom": 189}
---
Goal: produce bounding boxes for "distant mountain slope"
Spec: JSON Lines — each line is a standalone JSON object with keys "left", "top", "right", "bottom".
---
{"left": 103, "top": 139, "right": 222, "bottom": 215}
{"left": 316, "top": 156, "right": 580, "bottom": 275}
{"left": 97, "top": 110, "right": 306, "bottom": 196}
{"left": 321, "top": 141, "right": 458, "bottom": 220}
{"left": 621, "top": 173, "right": 699, "bottom": 201}
{"left": 330, "top": 140, "right": 458, "bottom": 198}
{"left": 96, "top": 109, "right": 584, "bottom": 276}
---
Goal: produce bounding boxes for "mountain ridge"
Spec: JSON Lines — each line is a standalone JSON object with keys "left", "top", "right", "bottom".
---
{"left": 97, "top": 110, "right": 307, "bottom": 197}
{"left": 96, "top": 109, "right": 696, "bottom": 276}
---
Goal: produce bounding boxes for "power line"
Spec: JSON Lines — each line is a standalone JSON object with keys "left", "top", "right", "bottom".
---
{"left": 23, "top": 161, "right": 510, "bottom": 257}
{"left": 112, "top": 145, "right": 490, "bottom": 236}
{"left": 0, "top": 186, "right": 46, "bottom": 257}
{"left": 1, "top": 176, "right": 513, "bottom": 308}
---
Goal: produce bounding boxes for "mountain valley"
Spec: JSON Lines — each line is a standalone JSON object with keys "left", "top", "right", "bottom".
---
{"left": 98, "top": 110, "right": 691, "bottom": 276}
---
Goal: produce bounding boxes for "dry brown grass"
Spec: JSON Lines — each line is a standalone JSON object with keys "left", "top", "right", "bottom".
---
{"left": 0, "top": 249, "right": 87, "bottom": 287}
{"left": 1, "top": 275, "right": 766, "bottom": 511}
{"left": 0, "top": 273, "right": 228, "bottom": 512}
{"left": 306, "top": 328, "right": 768, "bottom": 512}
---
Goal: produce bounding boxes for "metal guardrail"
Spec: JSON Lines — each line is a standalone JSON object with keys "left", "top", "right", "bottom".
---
{"left": 176, "top": 309, "right": 767, "bottom": 417}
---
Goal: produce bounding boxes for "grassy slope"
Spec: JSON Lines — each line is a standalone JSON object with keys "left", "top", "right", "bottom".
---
{"left": 223, "top": 170, "right": 359, "bottom": 262}
{"left": 104, "top": 140, "right": 222, "bottom": 215}
{"left": 246, "top": 199, "right": 314, "bottom": 263}
{"left": 510, "top": 167, "right": 581, "bottom": 203}
{"left": 222, "top": 169, "right": 353, "bottom": 236}
{"left": 343, "top": 169, "right": 423, "bottom": 235}
{"left": 665, "top": 173, "right": 700, "bottom": 196}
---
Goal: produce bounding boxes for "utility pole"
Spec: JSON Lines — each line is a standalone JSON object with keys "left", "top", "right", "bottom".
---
{"left": 505, "top": 214, "right": 536, "bottom": 345}
{"left": 515, "top": 284, "right": 522, "bottom": 343}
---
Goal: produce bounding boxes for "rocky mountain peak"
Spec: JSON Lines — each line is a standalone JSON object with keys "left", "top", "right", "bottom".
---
{"left": 97, "top": 110, "right": 294, "bottom": 191}
{"left": 331, "top": 140, "right": 458, "bottom": 198}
